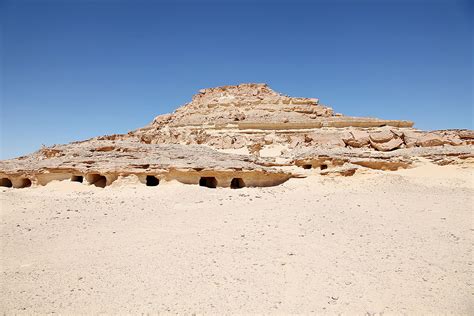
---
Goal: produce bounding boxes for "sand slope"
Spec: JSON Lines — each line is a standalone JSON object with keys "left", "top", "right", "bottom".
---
{"left": 0, "top": 164, "right": 473, "bottom": 314}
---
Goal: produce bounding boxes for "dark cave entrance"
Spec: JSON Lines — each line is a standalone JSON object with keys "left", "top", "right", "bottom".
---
{"left": 18, "top": 178, "right": 31, "bottom": 188}
{"left": 230, "top": 178, "right": 245, "bottom": 189}
{"left": 71, "top": 175, "right": 84, "bottom": 183}
{"left": 0, "top": 178, "right": 12, "bottom": 187}
{"left": 146, "top": 175, "right": 160, "bottom": 186}
{"left": 199, "top": 177, "right": 217, "bottom": 188}
{"left": 89, "top": 174, "right": 107, "bottom": 188}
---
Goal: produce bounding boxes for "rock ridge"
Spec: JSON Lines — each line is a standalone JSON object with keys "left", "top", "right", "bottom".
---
{"left": 0, "top": 83, "right": 472, "bottom": 188}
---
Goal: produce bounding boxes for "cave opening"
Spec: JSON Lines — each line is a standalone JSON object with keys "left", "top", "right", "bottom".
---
{"left": 71, "top": 175, "right": 84, "bottom": 183}
{"left": 146, "top": 175, "right": 160, "bottom": 186}
{"left": 320, "top": 164, "right": 328, "bottom": 170}
{"left": 302, "top": 164, "right": 312, "bottom": 169}
{"left": 230, "top": 178, "right": 245, "bottom": 189}
{"left": 89, "top": 174, "right": 107, "bottom": 188}
{"left": 199, "top": 177, "right": 217, "bottom": 188}
{"left": 18, "top": 178, "right": 32, "bottom": 188}
{"left": 0, "top": 178, "right": 12, "bottom": 188}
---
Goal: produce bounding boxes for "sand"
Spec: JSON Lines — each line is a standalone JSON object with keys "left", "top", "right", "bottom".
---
{"left": 0, "top": 163, "right": 473, "bottom": 314}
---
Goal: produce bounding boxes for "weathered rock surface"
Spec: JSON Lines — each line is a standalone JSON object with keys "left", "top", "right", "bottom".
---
{"left": 0, "top": 141, "right": 291, "bottom": 188}
{"left": 0, "top": 83, "right": 472, "bottom": 188}
{"left": 291, "top": 145, "right": 474, "bottom": 172}
{"left": 370, "top": 137, "right": 404, "bottom": 152}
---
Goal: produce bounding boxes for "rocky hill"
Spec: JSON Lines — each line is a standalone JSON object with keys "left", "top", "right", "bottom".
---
{"left": 0, "top": 83, "right": 472, "bottom": 188}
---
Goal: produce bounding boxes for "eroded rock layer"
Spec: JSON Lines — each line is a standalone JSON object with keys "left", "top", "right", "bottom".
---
{"left": 1, "top": 83, "right": 472, "bottom": 188}
{"left": 0, "top": 141, "right": 291, "bottom": 188}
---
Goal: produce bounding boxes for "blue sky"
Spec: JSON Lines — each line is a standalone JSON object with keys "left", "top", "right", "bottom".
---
{"left": 1, "top": 0, "right": 472, "bottom": 159}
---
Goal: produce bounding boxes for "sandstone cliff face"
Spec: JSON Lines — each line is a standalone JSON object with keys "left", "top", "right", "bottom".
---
{"left": 0, "top": 83, "right": 472, "bottom": 188}
{"left": 154, "top": 83, "right": 333, "bottom": 127}
{"left": 131, "top": 83, "right": 469, "bottom": 152}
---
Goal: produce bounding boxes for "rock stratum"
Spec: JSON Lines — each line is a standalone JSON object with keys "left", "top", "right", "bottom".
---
{"left": 1, "top": 83, "right": 473, "bottom": 188}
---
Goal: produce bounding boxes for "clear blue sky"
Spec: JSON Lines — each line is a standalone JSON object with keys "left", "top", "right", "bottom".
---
{"left": 1, "top": 0, "right": 472, "bottom": 159}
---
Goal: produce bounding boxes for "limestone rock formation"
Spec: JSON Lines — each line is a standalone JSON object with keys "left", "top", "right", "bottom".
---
{"left": 1, "top": 83, "right": 472, "bottom": 188}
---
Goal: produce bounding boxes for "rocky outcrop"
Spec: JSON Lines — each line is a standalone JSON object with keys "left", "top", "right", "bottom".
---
{"left": 132, "top": 83, "right": 414, "bottom": 149}
{"left": 0, "top": 83, "right": 472, "bottom": 188}
{"left": 0, "top": 141, "right": 292, "bottom": 188}
{"left": 291, "top": 146, "right": 474, "bottom": 172}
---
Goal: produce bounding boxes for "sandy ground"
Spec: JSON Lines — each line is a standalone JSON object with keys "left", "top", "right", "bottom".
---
{"left": 0, "top": 163, "right": 473, "bottom": 314}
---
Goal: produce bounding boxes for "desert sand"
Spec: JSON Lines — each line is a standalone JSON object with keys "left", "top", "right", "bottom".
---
{"left": 1, "top": 162, "right": 472, "bottom": 314}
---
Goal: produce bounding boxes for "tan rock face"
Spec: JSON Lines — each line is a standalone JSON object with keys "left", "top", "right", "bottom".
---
{"left": 133, "top": 83, "right": 414, "bottom": 150}
{"left": 343, "top": 130, "right": 370, "bottom": 148}
{"left": 417, "top": 134, "right": 446, "bottom": 147}
{"left": 0, "top": 83, "right": 472, "bottom": 188}
{"left": 370, "top": 137, "right": 404, "bottom": 152}
{"left": 458, "top": 130, "right": 474, "bottom": 140}
{"left": 369, "top": 129, "right": 395, "bottom": 143}
{"left": 148, "top": 83, "right": 336, "bottom": 128}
